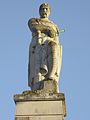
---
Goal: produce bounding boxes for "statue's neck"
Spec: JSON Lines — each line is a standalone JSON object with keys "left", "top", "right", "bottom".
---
{"left": 40, "top": 17, "right": 49, "bottom": 21}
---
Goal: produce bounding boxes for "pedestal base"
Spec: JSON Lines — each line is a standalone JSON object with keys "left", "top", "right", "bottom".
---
{"left": 14, "top": 92, "right": 66, "bottom": 120}
{"left": 15, "top": 116, "right": 63, "bottom": 120}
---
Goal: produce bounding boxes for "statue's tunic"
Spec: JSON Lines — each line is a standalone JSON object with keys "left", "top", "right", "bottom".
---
{"left": 28, "top": 18, "right": 62, "bottom": 88}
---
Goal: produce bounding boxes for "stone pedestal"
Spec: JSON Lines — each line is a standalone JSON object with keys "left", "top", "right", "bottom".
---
{"left": 14, "top": 92, "right": 66, "bottom": 120}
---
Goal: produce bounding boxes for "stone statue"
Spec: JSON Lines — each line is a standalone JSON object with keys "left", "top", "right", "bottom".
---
{"left": 28, "top": 3, "right": 62, "bottom": 91}
{"left": 14, "top": 4, "right": 67, "bottom": 120}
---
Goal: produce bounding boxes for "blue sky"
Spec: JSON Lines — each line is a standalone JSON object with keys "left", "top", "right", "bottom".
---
{"left": 0, "top": 0, "right": 90, "bottom": 120}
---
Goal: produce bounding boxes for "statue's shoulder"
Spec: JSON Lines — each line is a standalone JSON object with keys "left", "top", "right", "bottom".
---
{"left": 28, "top": 18, "right": 41, "bottom": 24}
{"left": 28, "top": 18, "right": 39, "bottom": 30}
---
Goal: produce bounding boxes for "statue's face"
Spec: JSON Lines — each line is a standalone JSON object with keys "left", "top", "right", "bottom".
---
{"left": 39, "top": 4, "right": 50, "bottom": 18}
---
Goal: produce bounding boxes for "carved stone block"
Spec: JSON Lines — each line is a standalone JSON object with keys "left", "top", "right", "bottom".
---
{"left": 31, "top": 80, "right": 58, "bottom": 93}
{"left": 15, "top": 116, "right": 63, "bottom": 120}
{"left": 15, "top": 117, "right": 29, "bottom": 120}
{"left": 14, "top": 93, "right": 66, "bottom": 120}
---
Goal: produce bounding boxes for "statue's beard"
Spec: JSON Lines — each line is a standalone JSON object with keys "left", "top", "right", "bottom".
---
{"left": 41, "top": 13, "right": 48, "bottom": 18}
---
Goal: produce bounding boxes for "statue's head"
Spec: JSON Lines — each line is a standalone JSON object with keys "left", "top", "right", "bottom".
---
{"left": 39, "top": 3, "right": 51, "bottom": 18}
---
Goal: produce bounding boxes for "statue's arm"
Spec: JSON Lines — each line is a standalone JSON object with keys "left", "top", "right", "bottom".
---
{"left": 28, "top": 18, "right": 41, "bottom": 31}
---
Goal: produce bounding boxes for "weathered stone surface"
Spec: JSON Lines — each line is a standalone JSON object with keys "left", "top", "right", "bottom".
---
{"left": 14, "top": 93, "right": 66, "bottom": 118}
{"left": 15, "top": 116, "right": 63, "bottom": 120}
{"left": 14, "top": 3, "right": 66, "bottom": 120}
{"left": 30, "top": 80, "right": 58, "bottom": 92}
{"left": 15, "top": 117, "right": 29, "bottom": 120}
{"left": 28, "top": 3, "right": 63, "bottom": 92}
{"left": 14, "top": 90, "right": 66, "bottom": 120}
{"left": 14, "top": 95, "right": 66, "bottom": 120}
{"left": 14, "top": 92, "right": 65, "bottom": 103}
{"left": 15, "top": 101, "right": 63, "bottom": 115}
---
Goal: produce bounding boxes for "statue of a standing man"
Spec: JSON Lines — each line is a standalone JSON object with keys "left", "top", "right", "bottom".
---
{"left": 28, "top": 3, "right": 62, "bottom": 91}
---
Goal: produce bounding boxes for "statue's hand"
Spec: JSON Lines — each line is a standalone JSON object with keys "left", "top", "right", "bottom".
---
{"left": 38, "top": 38, "right": 42, "bottom": 45}
{"left": 47, "top": 38, "right": 57, "bottom": 44}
